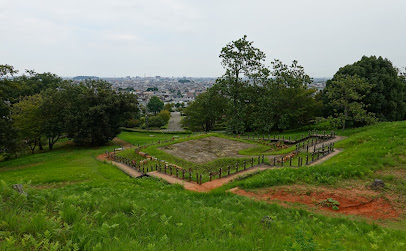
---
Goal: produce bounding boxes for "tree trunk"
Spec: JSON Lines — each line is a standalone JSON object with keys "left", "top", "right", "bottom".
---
{"left": 49, "top": 138, "right": 53, "bottom": 150}
{"left": 38, "top": 138, "right": 43, "bottom": 150}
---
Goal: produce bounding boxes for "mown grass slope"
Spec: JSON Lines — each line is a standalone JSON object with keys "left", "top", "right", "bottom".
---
{"left": 225, "top": 121, "right": 406, "bottom": 190}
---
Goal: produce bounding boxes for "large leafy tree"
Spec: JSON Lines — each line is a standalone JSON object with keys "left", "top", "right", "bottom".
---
{"left": 0, "top": 65, "right": 19, "bottom": 158}
{"left": 65, "top": 80, "right": 138, "bottom": 145}
{"left": 11, "top": 94, "right": 43, "bottom": 153}
{"left": 147, "top": 96, "right": 164, "bottom": 115}
{"left": 217, "top": 35, "right": 269, "bottom": 134}
{"left": 182, "top": 87, "right": 227, "bottom": 131}
{"left": 40, "top": 88, "right": 69, "bottom": 150}
{"left": 323, "top": 56, "right": 406, "bottom": 121}
{"left": 250, "top": 60, "right": 321, "bottom": 132}
{"left": 325, "top": 74, "right": 376, "bottom": 129}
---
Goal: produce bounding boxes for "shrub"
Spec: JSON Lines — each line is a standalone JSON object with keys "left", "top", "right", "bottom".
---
{"left": 148, "top": 116, "right": 165, "bottom": 128}
{"left": 158, "top": 110, "right": 171, "bottom": 123}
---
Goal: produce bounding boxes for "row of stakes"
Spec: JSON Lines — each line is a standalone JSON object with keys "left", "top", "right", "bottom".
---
{"left": 106, "top": 143, "right": 336, "bottom": 183}
{"left": 246, "top": 130, "right": 336, "bottom": 143}
{"left": 275, "top": 143, "right": 335, "bottom": 167}
{"left": 296, "top": 141, "right": 335, "bottom": 152}
{"left": 106, "top": 151, "right": 265, "bottom": 184}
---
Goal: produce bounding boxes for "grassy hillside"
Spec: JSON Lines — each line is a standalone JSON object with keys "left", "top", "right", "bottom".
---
{"left": 0, "top": 122, "right": 405, "bottom": 250}
{"left": 225, "top": 121, "right": 406, "bottom": 190}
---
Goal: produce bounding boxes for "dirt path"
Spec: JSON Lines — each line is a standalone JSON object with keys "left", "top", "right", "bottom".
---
{"left": 149, "top": 165, "right": 269, "bottom": 192}
{"left": 112, "top": 137, "right": 134, "bottom": 148}
{"left": 163, "top": 112, "right": 185, "bottom": 132}
{"left": 309, "top": 149, "right": 343, "bottom": 166}
{"left": 97, "top": 153, "right": 144, "bottom": 178}
{"left": 301, "top": 136, "right": 346, "bottom": 153}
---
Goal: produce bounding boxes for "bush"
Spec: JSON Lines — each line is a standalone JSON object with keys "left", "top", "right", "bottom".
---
{"left": 125, "top": 119, "right": 142, "bottom": 128}
{"left": 147, "top": 116, "right": 165, "bottom": 128}
{"left": 158, "top": 110, "right": 171, "bottom": 123}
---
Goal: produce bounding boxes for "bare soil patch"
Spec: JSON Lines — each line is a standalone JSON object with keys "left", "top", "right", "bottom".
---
{"left": 159, "top": 136, "right": 256, "bottom": 163}
{"left": 229, "top": 184, "right": 402, "bottom": 220}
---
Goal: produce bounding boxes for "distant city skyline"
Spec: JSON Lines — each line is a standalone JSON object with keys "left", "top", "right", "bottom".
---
{"left": 1, "top": 0, "right": 405, "bottom": 78}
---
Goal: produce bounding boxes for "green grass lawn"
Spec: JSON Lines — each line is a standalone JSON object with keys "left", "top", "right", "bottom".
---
{"left": 117, "top": 131, "right": 192, "bottom": 147}
{"left": 1, "top": 122, "right": 406, "bottom": 250}
{"left": 223, "top": 121, "right": 406, "bottom": 191}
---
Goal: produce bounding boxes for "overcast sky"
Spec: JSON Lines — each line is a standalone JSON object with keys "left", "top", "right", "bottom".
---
{"left": 1, "top": 0, "right": 405, "bottom": 78}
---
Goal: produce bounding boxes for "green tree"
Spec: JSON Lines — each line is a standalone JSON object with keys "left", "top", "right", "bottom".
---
{"left": 11, "top": 94, "right": 43, "bottom": 153}
{"left": 325, "top": 75, "right": 376, "bottom": 130}
{"left": 217, "top": 35, "right": 269, "bottom": 133}
{"left": 323, "top": 56, "right": 406, "bottom": 121}
{"left": 65, "top": 80, "right": 139, "bottom": 145}
{"left": 158, "top": 109, "right": 171, "bottom": 124}
{"left": 0, "top": 65, "right": 19, "bottom": 158}
{"left": 40, "top": 88, "right": 68, "bottom": 150}
{"left": 182, "top": 88, "right": 227, "bottom": 132}
{"left": 147, "top": 96, "right": 164, "bottom": 115}
{"left": 164, "top": 103, "right": 174, "bottom": 112}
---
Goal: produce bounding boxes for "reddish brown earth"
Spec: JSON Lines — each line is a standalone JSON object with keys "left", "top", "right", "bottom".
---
{"left": 229, "top": 185, "right": 401, "bottom": 220}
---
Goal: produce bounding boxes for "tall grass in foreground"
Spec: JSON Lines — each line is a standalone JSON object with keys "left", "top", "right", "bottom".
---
{"left": 1, "top": 179, "right": 406, "bottom": 250}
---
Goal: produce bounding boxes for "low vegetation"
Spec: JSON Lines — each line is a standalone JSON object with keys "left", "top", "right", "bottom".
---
{"left": 224, "top": 121, "right": 406, "bottom": 191}
{"left": 1, "top": 123, "right": 406, "bottom": 249}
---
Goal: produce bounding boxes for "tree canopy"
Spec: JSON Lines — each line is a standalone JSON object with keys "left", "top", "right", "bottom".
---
{"left": 147, "top": 96, "right": 164, "bottom": 115}
{"left": 322, "top": 56, "right": 406, "bottom": 122}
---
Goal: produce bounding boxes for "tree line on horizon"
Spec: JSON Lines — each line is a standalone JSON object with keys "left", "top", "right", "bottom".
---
{"left": 1, "top": 35, "right": 406, "bottom": 159}
{"left": 182, "top": 36, "right": 406, "bottom": 132}
{"left": 0, "top": 68, "right": 138, "bottom": 159}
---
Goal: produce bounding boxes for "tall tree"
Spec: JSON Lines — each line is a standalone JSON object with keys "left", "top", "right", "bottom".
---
{"left": 323, "top": 56, "right": 406, "bottom": 121}
{"left": 40, "top": 88, "right": 68, "bottom": 150}
{"left": 217, "top": 35, "right": 269, "bottom": 133}
{"left": 147, "top": 96, "right": 164, "bottom": 115}
{"left": 11, "top": 94, "right": 43, "bottom": 153}
{"left": 0, "top": 65, "right": 19, "bottom": 158}
{"left": 182, "top": 87, "right": 227, "bottom": 132}
{"left": 65, "top": 80, "right": 139, "bottom": 145}
{"left": 325, "top": 74, "right": 376, "bottom": 130}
